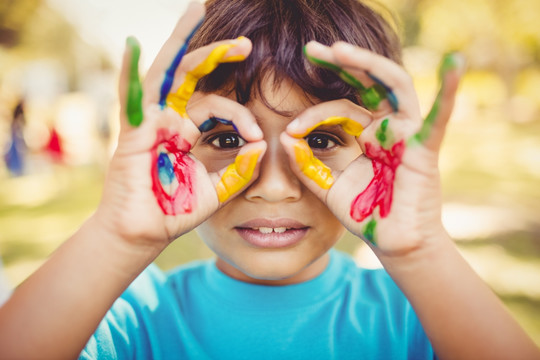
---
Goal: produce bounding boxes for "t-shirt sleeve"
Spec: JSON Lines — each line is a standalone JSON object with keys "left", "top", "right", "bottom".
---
{"left": 360, "top": 268, "right": 437, "bottom": 359}
{"left": 79, "top": 298, "right": 139, "bottom": 359}
{"left": 79, "top": 265, "right": 166, "bottom": 359}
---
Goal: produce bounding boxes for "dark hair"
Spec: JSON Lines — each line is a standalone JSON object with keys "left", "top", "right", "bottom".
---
{"left": 188, "top": 0, "right": 401, "bottom": 109}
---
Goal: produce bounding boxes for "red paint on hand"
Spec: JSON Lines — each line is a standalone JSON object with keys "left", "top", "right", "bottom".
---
{"left": 350, "top": 140, "right": 405, "bottom": 222}
{"left": 151, "top": 129, "right": 196, "bottom": 215}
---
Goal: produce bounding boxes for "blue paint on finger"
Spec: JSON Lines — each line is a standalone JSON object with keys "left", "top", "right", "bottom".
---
{"left": 158, "top": 18, "right": 204, "bottom": 108}
{"left": 367, "top": 72, "right": 399, "bottom": 113}
{"left": 198, "top": 117, "right": 238, "bottom": 133}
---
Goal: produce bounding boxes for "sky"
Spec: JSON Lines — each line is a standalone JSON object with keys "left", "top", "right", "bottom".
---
{"left": 45, "top": 0, "right": 195, "bottom": 69}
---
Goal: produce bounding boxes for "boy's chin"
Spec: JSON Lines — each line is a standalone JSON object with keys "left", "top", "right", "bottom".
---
{"left": 217, "top": 251, "right": 330, "bottom": 286}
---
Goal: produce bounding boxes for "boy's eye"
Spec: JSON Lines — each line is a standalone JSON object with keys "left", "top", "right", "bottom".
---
{"left": 209, "top": 133, "right": 246, "bottom": 149}
{"left": 305, "top": 133, "right": 339, "bottom": 150}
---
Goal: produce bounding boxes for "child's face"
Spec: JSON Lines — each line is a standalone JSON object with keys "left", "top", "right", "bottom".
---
{"left": 192, "top": 77, "right": 362, "bottom": 285}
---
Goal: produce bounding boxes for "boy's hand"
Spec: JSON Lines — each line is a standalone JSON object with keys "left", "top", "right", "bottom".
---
{"left": 282, "top": 41, "right": 464, "bottom": 257}
{"left": 97, "top": 2, "right": 265, "bottom": 249}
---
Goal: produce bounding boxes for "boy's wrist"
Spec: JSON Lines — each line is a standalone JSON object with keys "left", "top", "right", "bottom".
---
{"left": 375, "top": 224, "right": 453, "bottom": 274}
{"left": 85, "top": 210, "right": 167, "bottom": 268}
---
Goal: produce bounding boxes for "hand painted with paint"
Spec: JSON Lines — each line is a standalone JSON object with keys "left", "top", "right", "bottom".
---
{"left": 98, "top": 2, "right": 265, "bottom": 249}
{"left": 282, "top": 41, "right": 464, "bottom": 256}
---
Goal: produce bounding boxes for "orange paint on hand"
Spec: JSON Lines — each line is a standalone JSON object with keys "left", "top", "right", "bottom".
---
{"left": 293, "top": 140, "right": 334, "bottom": 189}
{"left": 167, "top": 38, "right": 246, "bottom": 118}
{"left": 216, "top": 149, "right": 261, "bottom": 202}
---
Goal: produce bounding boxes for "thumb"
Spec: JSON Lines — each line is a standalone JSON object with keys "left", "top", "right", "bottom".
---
{"left": 410, "top": 53, "right": 466, "bottom": 151}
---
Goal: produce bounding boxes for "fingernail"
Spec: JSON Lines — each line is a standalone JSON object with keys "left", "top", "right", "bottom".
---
{"left": 287, "top": 118, "right": 301, "bottom": 134}
{"left": 251, "top": 123, "right": 263, "bottom": 139}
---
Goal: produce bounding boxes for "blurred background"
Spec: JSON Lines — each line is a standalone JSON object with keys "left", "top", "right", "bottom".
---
{"left": 0, "top": 0, "right": 539, "bottom": 345}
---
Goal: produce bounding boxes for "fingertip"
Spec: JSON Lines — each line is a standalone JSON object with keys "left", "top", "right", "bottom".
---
{"left": 125, "top": 37, "right": 141, "bottom": 73}
{"left": 236, "top": 140, "right": 267, "bottom": 166}
{"left": 122, "top": 36, "right": 138, "bottom": 70}
{"left": 440, "top": 52, "right": 467, "bottom": 80}
{"left": 186, "top": 1, "right": 205, "bottom": 18}
{"left": 126, "top": 36, "right": 140, "bottom": 51}
{"left": 250, "top": 123, "right": 263, "bottom": 140}
{"left": 286, "top": 118, "right": 301, "bottom": 136}
{"left": 303, "top": 41, "right": 326, "bottom": 58}
{"left": 440, "top": 53, "right": 466, "bottom": 100}
{"left": 235, "top": 36, "right": 252, "bottom": 48}
{"left": 222, "top": 36, "right": 252, "bottom": 62}
{"left": 171, "top": 1, "right": 205, "bottom": 43}
{"left": 280, "top": 130, "right": 297, "bottom": 149}
{"left": 304, "top": 40, "right": 322, "bottom": 49}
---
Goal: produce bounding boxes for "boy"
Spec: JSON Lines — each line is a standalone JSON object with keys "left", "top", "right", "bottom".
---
{"left": 0, "top": 0, "right": 538, "bottom": 359}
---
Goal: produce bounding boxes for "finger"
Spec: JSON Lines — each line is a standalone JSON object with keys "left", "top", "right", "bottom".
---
{"left": 144, "top": 1, "right": 205, "bottom": 105}
{"left": 119, "top": 37, "right": 144, "bottom": 128}
{"left": 328, "top": 42, "right": 421, "bottom": 119}
{"left": 187, "top": 93, "right": 263, "bottom": 142}
{"left": 286, "top": 99, "right": 373, "bottom": 139}
{"left": 409, "top": 53, "right": 466, "bottom": 151}
{"left": 166, "top": 37, "right": 251, "bottom": 118}
{"left": 279, "top": 133, "right": 336, "bottom": 203}
{"left": 304, "top": 41, "right": 398, "bottom": 112}
{"left": 212, "top": 141, "right": 267, "bottom": 203}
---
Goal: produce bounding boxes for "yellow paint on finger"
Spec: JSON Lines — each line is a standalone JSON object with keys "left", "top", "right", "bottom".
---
{"left": 293, "top": 140, "right": 334, "bottom": 189}
{"left": 216, "top": 149, "right": 261, "bottom": 203}
{"left": 221, "top": 54, "right": 246, "bottom": 62}
{"left": 294, "top": 116, "right": 364, "bottom": 138}
{"left": 167, "top": 39, "right": 246, "bottom": 118}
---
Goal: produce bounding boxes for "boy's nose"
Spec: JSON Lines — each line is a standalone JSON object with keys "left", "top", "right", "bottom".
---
{"left": 244, "top": 138, "right": 302, "bottom": 203}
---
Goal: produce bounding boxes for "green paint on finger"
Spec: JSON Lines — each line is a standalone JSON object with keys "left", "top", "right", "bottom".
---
{"left": 409, "top": 52, "right": 462, "bottom": 146}
{"left": 303, "top": 49, "right": 365, "bottom": 89}
{"left": 410, "top": 101, "right": 439, "bottom": 146}
{"left": 363, "top": 218, "right": 377, "bottom": 245}
{"left": 303, "top": 46, "right": 387, "bottom": 111}
{"left": 438, "top": 52, "right": 462, "bottom": 80}
{"left": 126, "top": 36, "right": 143, "bottom": 127}
{"left": 360, "top": 86, "right": 384, "bottom": 110}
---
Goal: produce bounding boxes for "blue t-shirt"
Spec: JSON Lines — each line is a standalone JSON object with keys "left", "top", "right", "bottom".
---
{"left": 80, "top": 250, "right": 435, "bottom": 359}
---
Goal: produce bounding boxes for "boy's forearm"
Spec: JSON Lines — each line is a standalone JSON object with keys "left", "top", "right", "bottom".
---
{"left": 0, "top": 214, "right": 162, "bottom": 360}
{"left": 380, "top": 231, "right": 539, "bottom": 360}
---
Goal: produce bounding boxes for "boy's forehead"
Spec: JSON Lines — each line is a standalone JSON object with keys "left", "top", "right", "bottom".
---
{"left": 205, "top": 73, "right": 322, "bottom": 117}
{"left": 245, "top": 73, "right": 322, "bottom": 117}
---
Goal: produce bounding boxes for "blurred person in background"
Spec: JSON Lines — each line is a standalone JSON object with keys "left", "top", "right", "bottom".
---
{"left": 3, "top": 100, "right": 27, "bottom": 176}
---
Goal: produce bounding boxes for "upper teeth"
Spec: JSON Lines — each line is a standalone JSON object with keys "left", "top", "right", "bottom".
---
{"left": 257, "top": 227, "right": 287, "bottom": 234}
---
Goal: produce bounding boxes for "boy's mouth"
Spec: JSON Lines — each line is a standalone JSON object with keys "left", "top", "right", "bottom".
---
{"left": 235, "top": 219, "right": 309, "bottom": 248}
{"left": 250, "top": 227, "right": 289, "bottom": 234}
